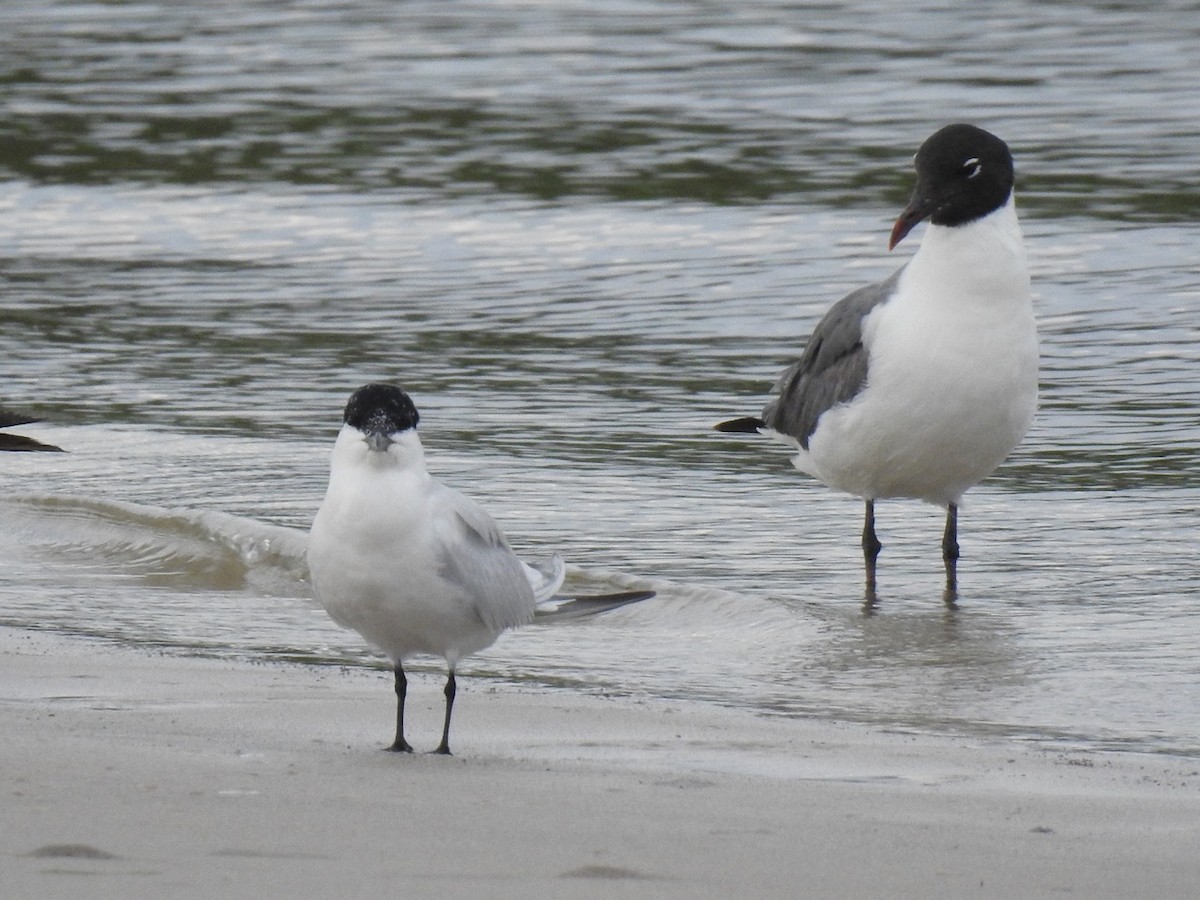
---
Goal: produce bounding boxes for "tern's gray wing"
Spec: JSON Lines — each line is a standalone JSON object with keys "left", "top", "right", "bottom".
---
{"left": 433, "top": 485, "right": 537, "bottom": 632}
{"left": 763, "top": 267, "right": 902, "bottom": 448}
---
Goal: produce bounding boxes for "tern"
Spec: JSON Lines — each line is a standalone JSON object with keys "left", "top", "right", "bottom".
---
{"left": 308, "top": 382, "right": 652, "bottom": 753}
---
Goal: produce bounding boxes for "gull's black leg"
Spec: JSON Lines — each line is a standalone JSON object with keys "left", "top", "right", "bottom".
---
{"left": 863, "top": 499, "right": 882, "bottom": 602}
{"left": 942, "top": 503, "right": 960, "bottom": 600}
{"left": 387, "top": 662, "right": 414, "bottom": 753}
{"left": 433, "top": 670, "right": 456, "bottom": 756}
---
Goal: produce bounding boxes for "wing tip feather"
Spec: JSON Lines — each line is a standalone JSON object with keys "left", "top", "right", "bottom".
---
{"left": 713, "top": 416, "right": 767, "bottom": 434}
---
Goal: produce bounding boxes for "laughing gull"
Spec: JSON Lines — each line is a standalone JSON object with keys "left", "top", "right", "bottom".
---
{"left": 717, "top": 124, "right": 1038, "bottom": 597}
{"left": 307, "top": 383, "right": 653, "bottom": 754}
{"left": 0, "top": 407, "right": 63, "bottom": 452}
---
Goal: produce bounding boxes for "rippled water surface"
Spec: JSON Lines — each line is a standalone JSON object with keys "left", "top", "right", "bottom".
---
{"left": 2, "top": 1, "right": 1198, "bottom": 756}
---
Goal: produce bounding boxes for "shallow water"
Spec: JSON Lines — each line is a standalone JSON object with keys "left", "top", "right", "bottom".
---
{"left": 1, "top": 1, "right": 1198, "bottom": 756}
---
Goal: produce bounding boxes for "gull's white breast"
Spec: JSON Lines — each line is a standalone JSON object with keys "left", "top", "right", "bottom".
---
{"left": 798, "top": 198, "right": 1038, "bottom": 505}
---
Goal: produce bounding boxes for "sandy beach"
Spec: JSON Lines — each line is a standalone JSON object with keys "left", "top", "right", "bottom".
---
{"left": 2, "top": 626, "right": 1196, "bottom": 899}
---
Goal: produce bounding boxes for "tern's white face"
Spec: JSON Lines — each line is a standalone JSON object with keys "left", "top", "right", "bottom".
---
{"left": 331, "top": 423, "right": 425, "bottom": 472}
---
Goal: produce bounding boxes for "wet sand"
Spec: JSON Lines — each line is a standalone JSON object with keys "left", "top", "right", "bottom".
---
{"left": 2, "top": 626, "right": 1197, "bottom": 899}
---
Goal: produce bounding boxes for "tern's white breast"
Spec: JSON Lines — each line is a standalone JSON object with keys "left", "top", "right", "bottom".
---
{"left": 307, "top": 430, "right": 508, "bottom": 665}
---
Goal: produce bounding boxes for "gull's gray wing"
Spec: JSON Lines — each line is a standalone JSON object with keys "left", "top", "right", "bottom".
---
{"left": 433, "top": 484, "right": 537, "bottom": 632}
{"left": 763, "top": 267, "right": 903, "bottom": 448}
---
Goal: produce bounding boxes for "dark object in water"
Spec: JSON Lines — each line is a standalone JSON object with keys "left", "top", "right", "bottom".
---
{"left": 0, "top": 407, "right": 64, "bottom": 452}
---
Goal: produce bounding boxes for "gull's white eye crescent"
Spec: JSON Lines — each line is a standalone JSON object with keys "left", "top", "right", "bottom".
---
{"left": 963, "top": 157, "right": 982, "bottom": 179}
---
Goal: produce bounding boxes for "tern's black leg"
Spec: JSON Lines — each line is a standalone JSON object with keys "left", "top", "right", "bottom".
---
{"left": 433, "top": 671, "right": 457, "bottom": 756}
{"left": 387, "top": 662, "right": 414, "bottom": 753}
{"left": 862, "top": 499, "right": 882, "bottom": 601}
{"left": 942, "top": 503, "right": 960, "bottom": 599}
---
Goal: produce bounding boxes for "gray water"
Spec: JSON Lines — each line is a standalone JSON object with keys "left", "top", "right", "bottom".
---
{"left": 1, "top": 1, "right": 1198, "bottom": 756}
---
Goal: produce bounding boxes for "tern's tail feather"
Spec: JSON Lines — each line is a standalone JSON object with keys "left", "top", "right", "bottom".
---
{"left": 523, "top": 554, "right": 567, "bottom": 604}
{"left": 534, "top": 590, "right": 655, "bottom": 622}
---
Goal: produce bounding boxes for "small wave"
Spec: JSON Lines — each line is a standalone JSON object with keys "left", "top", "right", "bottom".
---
{"left": 2, "top": 493, "right": 310, "bottom": 595}
{"left": 0, "top": 492, "right": 818, "bottom": 722}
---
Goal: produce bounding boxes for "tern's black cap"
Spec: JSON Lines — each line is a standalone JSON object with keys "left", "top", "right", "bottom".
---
{"left": 343, "top": 383, "right": 420, "bottom": 435}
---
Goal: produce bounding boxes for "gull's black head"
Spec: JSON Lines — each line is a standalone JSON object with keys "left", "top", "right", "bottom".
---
{"left": 343, "top": 383, "right": 419, "bottom": 443}
{"left": 889, "top": 124, "right": 1014, "bottom": 250}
